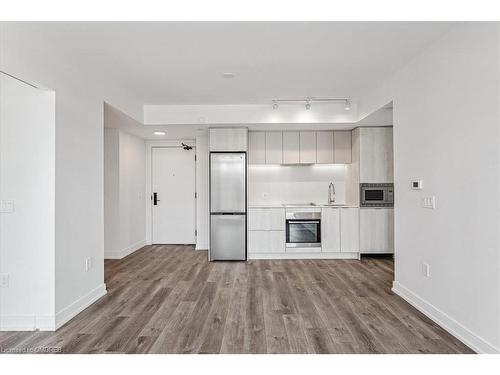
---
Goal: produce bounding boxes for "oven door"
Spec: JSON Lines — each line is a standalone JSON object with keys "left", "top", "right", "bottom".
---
{"left": 286, "top": 219, "right": 321, "bottom": 247}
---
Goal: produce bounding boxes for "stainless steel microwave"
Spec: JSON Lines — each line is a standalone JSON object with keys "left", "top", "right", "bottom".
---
{"left": 360, "top": 183, "right": 394, "bottom": 207}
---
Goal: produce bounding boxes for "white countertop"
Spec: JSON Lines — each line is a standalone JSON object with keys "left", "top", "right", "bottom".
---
{"left": 248, "top": 203, "right": 359, "bottom": 208}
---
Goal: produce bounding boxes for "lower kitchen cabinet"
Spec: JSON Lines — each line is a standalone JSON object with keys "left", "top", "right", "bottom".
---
{"left": 341, "top": 208, "right": 359, "bottom": 252}
{"left": 248, "top": 230, "right": 285, "bottom": 253}
{"left": 359, "top": 208, "right": 394, "bottom": 253}
{"left": 322, "top": 207, "right": 360, "bottom": 253}
{"left": 248, "top": 208, "right": 285, "bottom": 231}
{"left": 321, "top": 208, "right": 340, "bottom": 252}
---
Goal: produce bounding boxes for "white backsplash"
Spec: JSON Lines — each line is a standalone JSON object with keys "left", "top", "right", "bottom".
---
{"left": 248, "top": 164, "right": 347, "bottom": 205}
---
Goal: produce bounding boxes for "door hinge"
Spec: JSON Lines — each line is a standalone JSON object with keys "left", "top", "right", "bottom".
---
{"left": 194, "top": 155, "right": 197, "bottom": 161}
{"left": 195, "top": 192, "right": 197, "bottom": 199}
{"left": 195, "top": 229, "right": 197, "bottom": 236}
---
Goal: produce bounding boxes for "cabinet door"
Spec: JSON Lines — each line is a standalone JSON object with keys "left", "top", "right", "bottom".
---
{"left": 334, "top": 131, "right": 352, "bottom": 164}
{"left": 340, "top": 208, "right": 359, "bottom": 253}
{"left": 209, "top": 128, "right": 248, "bottom": 152}
{"left": 248, "top": 231, "right": 285, "bottom": 253}
{"left": 265, "top": 132, "right": 283, "bottom": 164}
{"left": 299, "top": 131, "right": 317, "bottom": 164}
{"left": 359, "top": 127, "right": 393, "bottom": 182}
{"left": 282, "top": 131, "right": 300, "bottom": 164}
{"left": 248, "top": 132, "right": 266, "bottom": 164}
{"left": 321, "top": 208, "right": 340, "bottom": 252}
{"left": 316, "top": 131, "right": 334, "bottom": 164}
{"left": 359, "top": 208, "right": 394, "bottom": 253}
{"left": 248, "top": 208, "right": 285, "bottom": 231}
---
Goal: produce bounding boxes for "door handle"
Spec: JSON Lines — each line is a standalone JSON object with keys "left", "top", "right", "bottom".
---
{"left": 153, "top": 192, "right": 160, "bottom": 205}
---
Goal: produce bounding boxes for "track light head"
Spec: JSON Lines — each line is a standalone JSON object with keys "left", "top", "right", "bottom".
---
{"left": 305, "top": 100, "right": 311, "bottom": 110}
{"left": 344, "top": 100, "right": 352, "bottom": 111}
{"left": 272, "top": 101, "right": 278, "bottom": 110}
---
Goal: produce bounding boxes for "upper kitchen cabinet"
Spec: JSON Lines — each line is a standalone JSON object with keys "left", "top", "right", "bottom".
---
{"left": 334, "top": 131, "right": 352, "bottom": 164}
{"left": 359, "top": 127, "right": 393, "bottom": 183}
{"left": 248, "top": 131, "right": 266, "bottom": 164}
{"left": 209, "top": 128, "right": 248, "bottom": 152}
{"left": 316, "top": 131, "right": 334, "bottom": 164}
{"left": 299, "top": 131, "right": 317, "bottom": 164}
{"left": 265, "top": 132, "right": 283, "bottom": 164}
{"left": 282, "top": 131, "right": 300, "bottom": 164}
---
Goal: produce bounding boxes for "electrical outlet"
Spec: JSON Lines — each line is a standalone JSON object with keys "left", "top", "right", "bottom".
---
{"left": 421, "top": 263, "right": 430, "bottom": 277}
{"left": 85, "top": 258, "right": 92, "bottom": 272}
{"left": 422, "top": 196, "right": 436, "bottom": 209}
{"left": 0, "top": 273, "right": 10, "bottom": 288}
{"left": 0, "top": 200, "right": 15, "bottom": 213}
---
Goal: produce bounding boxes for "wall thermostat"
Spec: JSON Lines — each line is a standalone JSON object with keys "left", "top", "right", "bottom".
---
{"left": 412, "top": 179, "right": 423, "bottom": 190}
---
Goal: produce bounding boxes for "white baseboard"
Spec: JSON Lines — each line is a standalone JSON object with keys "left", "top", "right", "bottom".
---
{"left": 195, "top": 243, "right": 209, "bottom": 251}
{"left": 392, "top": 281, "right": 499, "bottom": 354}
{"left": 105, "top": 240, "right": 146, "bottom": 259}
{"left": 54, "top": 283, "right": 107, "bottom": 330}
{"left": 248, "top": 252, "right": 359, "bottom": 260}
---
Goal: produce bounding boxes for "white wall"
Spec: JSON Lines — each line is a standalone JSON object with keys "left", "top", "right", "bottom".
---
{"left": 248, "top": 164, "right": 347, "bottom": 206}
{"left": 195, "top": 135, "right": 209, "bottom": 250}
{"left": 0, "top": 23, "right": 143, "bottom": 327}
{"left": 360, "top": 23, "right": 500, "bottom": 353}
{"left": 104, "top": 107, "right": 146, "bottom": 259}
{"left": 144, "top": 103, "right": 358, "bottom": 125}
{"left": 104, "top": 128, "right": 120, "bottom": 256}
{"left": 0, "top": 74, "right": 56, "bottom": 330}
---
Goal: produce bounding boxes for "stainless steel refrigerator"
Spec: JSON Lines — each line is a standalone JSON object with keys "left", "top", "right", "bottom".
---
{"left": 209, "top": 152, "right": 246, "bottom": 261}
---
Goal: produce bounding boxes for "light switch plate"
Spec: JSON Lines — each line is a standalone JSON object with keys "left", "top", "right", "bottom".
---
{"left": 422, "top": 196, "right": 436, "bottom": 209}
{"left": 0, "top": 200, "right": 15, "bottom": 213}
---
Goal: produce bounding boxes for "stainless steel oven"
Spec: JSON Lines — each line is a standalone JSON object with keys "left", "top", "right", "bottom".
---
{"left": 360, "top": 183, "right": 394, "bottom": 207}
{"left": 286, "top": 211, "right": 321, "bottom": 248}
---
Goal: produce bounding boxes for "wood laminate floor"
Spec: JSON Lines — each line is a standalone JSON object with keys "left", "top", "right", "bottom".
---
{"left": 0, "top": 245, "right": 473, "bottom": 354}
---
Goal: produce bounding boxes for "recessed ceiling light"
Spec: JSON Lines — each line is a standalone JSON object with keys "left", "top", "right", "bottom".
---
{"left": 153, "top": 131, "right": 166, "bottom": 136}
{"left": 223, "top": 73, "right": 235, "bottom": 79}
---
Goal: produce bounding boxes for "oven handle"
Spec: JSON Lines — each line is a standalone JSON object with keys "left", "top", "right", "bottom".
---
{"left": 287, "top": 220, "right": 321, "bottom": 224}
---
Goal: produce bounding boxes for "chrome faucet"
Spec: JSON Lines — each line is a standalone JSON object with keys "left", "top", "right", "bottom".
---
{"left": 328, "top": 182, "right": 336, "bottom": 204}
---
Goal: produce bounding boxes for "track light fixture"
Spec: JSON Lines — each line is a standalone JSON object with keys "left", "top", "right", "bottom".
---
{"left": 271, "top": 97, "right": 352, "bottom": 111}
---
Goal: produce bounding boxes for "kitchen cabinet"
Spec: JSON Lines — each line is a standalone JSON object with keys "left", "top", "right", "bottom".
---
{"left": 359, "top": 127, "right": 393, "bottom": 183}
{"left": 248, "top": 208, "right": 285, "bottom": 231}
{"left": 209, "top": 128, "right": 248, "bottom": 152}
{"left": 265, "top": 132, "right": 283, "bottom": 164}
{"left": 248, "top": 208, "right": 286, "bottom": 254}
{"left": 359, "top": 208, "right": 394, "bottom": 253}
{"left": 340, "top": 208, "right": 359, "bottom": 252}
{"left": 282, "top": 131, "right": 300, "bottom": 164}
{"left": 248, "top": 132, "right": 265, "bottom": 164}
{"left": 299, "top": 131, "right": 317, "bottom": 164}
{"left": 316, "top": 131, "right": 334, "bottom": 164}
{"left": 321, "top": 208, "right": 340, "bottom": 252}
{"left": 334, "top": 131, "right": 352, "bottom": 164}
{"left": 248, "top": 231, "right": 285, "bottom": 254}
{"left": 248, "top": 130, "right": 352, "bottom": 165}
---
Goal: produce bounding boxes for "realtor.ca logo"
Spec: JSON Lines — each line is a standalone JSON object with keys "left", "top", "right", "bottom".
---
{"left": 0, "top": 346, "right": 62, "bottom": 353}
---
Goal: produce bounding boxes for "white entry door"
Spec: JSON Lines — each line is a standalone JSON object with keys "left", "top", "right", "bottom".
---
{"left": 152, "top": 147, "right": 196, "bottom": 244}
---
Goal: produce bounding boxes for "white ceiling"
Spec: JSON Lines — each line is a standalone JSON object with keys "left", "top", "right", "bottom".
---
{"left": 30, "top": 22, "right": 453, "bottom": 106}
